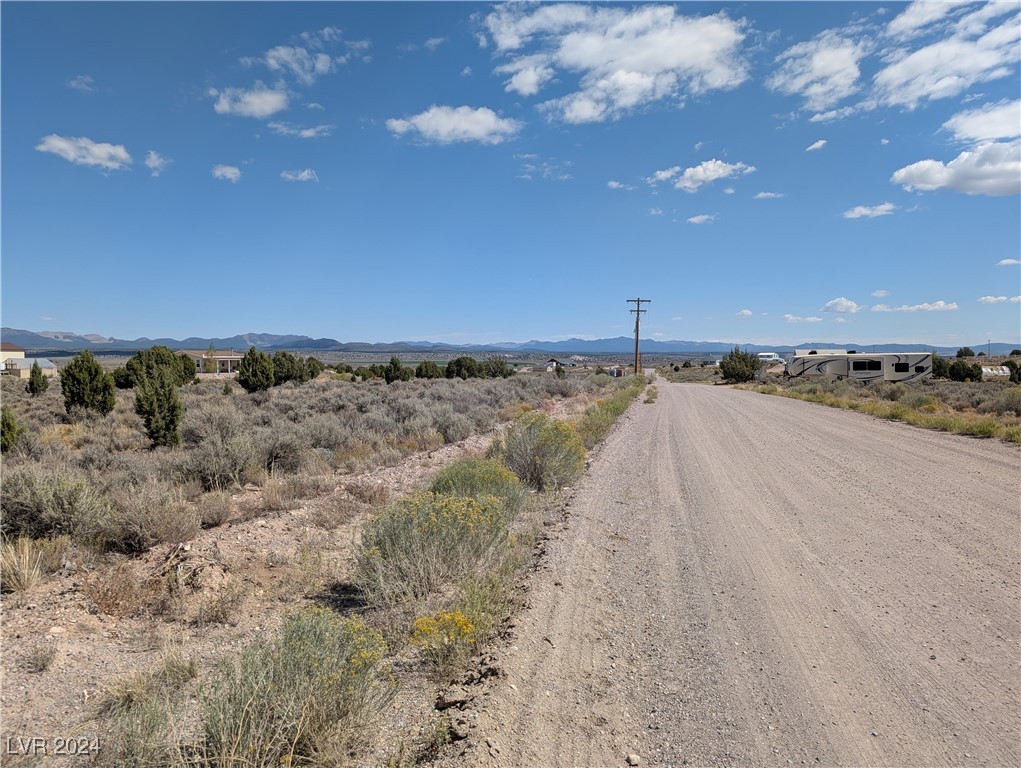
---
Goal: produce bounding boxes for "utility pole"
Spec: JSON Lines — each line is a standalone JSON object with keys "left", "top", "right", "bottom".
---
{"left": 627, "top": 298, "right": 651, "bottom": 375}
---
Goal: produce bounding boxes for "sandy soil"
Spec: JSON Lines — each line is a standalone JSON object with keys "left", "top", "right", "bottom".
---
{"left": 464, "top": 382, "right": 1020, "bottom": 767}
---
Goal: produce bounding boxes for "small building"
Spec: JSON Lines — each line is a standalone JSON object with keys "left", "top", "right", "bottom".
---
{"left": 2, "top": 357, "right": 58, "bottom": 379}
{"left": 186, "top": 350, "right": 244, "bottom": 374}
{"left": 981, "top": 366, "right": 1012, "bottom": 379}
{"left": 0, "top": 342, "right": 26, "bottom": 364}
{"left": 607, "top": 366, "right": 628, "bottom": 378}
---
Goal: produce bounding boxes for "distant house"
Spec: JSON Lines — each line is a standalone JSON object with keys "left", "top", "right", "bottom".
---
{"left": 3, "top": 357, "right": 58, "bottom": 379}
{"left": 545, "top": 358, "right": 576, "bottom": 372}
{"left": 186, "top": 350, "right": 244, "bottom": 374}
{"left": 607, "top": 366, "right": 628, "bottom": 378}
{"left": 0, "top": 342, "right": 26, "bottom": 364}
{"left": 982, "top": 366, "right": 1012, "bottom": 379}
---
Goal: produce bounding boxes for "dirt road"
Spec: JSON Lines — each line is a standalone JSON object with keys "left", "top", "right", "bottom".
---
{"left": 469, "top": 383, "right": 1020, "bottom": 767}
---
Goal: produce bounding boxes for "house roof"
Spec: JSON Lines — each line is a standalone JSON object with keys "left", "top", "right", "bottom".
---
{"left": 1, "top": 342, "right": 25, "bottom": 351}
{"left": 4, "top": 357, "right": 56, "bottom": 369}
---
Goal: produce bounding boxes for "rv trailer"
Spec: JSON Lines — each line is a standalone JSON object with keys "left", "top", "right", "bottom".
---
{"left": 784, "top": 350, "right": 932, "bottom": 382}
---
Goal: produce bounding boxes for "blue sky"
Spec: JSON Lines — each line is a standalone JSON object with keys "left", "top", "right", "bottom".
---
{"left": 2, "top": 1, "right": 1019, "bottom": 346}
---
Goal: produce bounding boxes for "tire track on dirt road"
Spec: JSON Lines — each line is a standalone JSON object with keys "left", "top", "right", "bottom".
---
{"left": 468, "top": 382, "right": 1020, "bottom": 767}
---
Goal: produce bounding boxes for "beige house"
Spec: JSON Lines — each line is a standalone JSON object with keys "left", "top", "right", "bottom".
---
{"left": 0, "top": 342, "right": 26, "bottom": 364}
{"left": 186, "top": 350, "right": 244, "bottom": 374}
{"left": 3, "top": 357, "right": 58, "bottom": 379}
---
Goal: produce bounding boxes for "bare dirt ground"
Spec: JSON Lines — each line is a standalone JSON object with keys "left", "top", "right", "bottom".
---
{"left": 463, "top": 382, "right": 1020, "bottom": 768}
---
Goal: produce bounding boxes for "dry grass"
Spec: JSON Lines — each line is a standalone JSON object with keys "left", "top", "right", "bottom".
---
{"left": 0, "top": 537, "right": 43, "bottom": 592}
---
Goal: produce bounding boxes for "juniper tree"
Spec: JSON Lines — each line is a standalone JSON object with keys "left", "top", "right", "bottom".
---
{"left": 26, "top": 360, "right": 49, "bottom": 396}
{"left": 59, "top": 350, "right": 116, "bottom": 416}
{"left": 134, "top": 366, "right": 183, "bottom": 447}
{"left": 237, "top": 347, "right": 274, "bottom": 393}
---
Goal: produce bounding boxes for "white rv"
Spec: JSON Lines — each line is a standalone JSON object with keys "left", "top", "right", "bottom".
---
{"left": 757, "top": 352, "right": 784, "bottom": 364}
{"left": 784, "top": 350, "right": 932, "bottom": 382}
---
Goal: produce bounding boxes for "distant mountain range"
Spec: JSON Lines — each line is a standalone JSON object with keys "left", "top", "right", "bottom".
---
{"left": 2, "top": 327, "right": 1017, "bottom": 358}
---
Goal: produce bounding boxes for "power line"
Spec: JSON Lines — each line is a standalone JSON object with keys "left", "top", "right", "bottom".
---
{"left": 626, "top": 298, "right": 651, "bottom": 374}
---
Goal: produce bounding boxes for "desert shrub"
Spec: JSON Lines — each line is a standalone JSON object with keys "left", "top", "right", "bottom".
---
{"left": 902, "top": 392, "right": 938, "bottom": 409}
{"left": 271, "top": 351, "right": 306, "bottom": 386}
{"left": 356, "top": 493, "right": 510, "bottom": 605}
{"left": 105, "top": 480, "right": 200, "bottom": 553}
{"left": 956, "top": 347, "right": 975, "bottom": 358}
{"left": 430, "top": 458, "right": 525, "bottom": 510}
{"left": 495, "top": 411, "right": 585, "bottom": 492}
{"left": 433, "top": 408, "right": 473, "bottom": 443}
{"left": 1, "top": 464, "right": 111, "bottom": 541}
{"left": 201, "top": 606, "right": 394, "bottom": 765}
{"left": 83, "top": 562, "right": 163, "bottom": 616}
{"left": 574, "top": 383, "right": 641, "bottom": 449}
{"left": 384, "top": 355, "right": 413, "bottom": 384}
{"left": 236, "top": 347, "right": 274, "bottom": 393}
{"left": 932, "top": 354, "right": 950, "bottom": 378}
{"left": 481, "top": 358, "right": 514, "bottom": 378}
{"left": 1, "top": 404, "right": 25, "bottom": 453}
{"left": 200, "top": 491, "right": 234, "bottom": 528}
{"left": 0, "top": 537, "right": 43, "bottom": 592}
{"left": 977, "top": 388, "right": 1021, "bottom": 416}
{"left": 720, "top": 346, "right": 760, "bottom": 383}
{"left": 410, "top": 610, "right": 476, "bottom": 678}
{"left": 543, "top": 375, "right": 578, "bottom": 397}
{"left": 60, "top": 350, "right": 116, "bottom": 416}
{"left": 184, "top": 401, "right": 256, "bottom": 490}
{"left": 194, "top": 578, "right": 247, "bottom": 626}
{"left": 1003, "top": 359, "right": 1021, "bottom": 384}
{"left": 873, "top": 382, "right": 905, "bottom": 401}
{"left": 445, "top": 356, "right": 480, "bottom": 380}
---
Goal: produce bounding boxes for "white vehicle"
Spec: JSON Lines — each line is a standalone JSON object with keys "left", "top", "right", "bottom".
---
{"left": 757, "top": 352, "right": 784, "bottom": 364}
{"left": 784, "top": 350, "right": 932, "bottom": 382}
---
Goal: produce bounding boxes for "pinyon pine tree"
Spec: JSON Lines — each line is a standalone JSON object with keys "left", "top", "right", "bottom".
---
{"left": 134, "top": 367, "right": 183, "bottom": 447}
{"left": 60, "top": 350, "right": 116, "bottom": 416}
{"left": 237, "top": 347, "right": 274, "bottom": 393}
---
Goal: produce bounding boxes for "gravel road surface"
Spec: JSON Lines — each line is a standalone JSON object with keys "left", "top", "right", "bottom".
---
{"left": 469, "top": 383, "right": 1020, "bottom": 767}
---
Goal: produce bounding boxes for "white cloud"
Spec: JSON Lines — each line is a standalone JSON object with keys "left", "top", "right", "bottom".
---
{"left": 144, "top": 150, "right": 171, "bottom": 177}
{"left": 211, "top": 83, "right": 288, "bottom": 118}
{"left": 754, "top": 191, "right": 785, "bottom": 199}
{"left": 873, "top": 11, "right": 1020, "bottom": 109}
{"left": 281, "top": 168, "right": 319, "bottom": 182}
{"left": 871, "top": 289, "right": 890, "bottom": 297}
{"left": 267, "top": 121, "right": 333, "bottom": 139}
{"left": 736, "top": 309, "right": 752, "bottom": 317}
{"left": 1012, "top": 296, "right": 1021, "bottom": 303}
{"left": 67, "top": 74, "right": 96, "bottom": 92}
{"left": 978, "top": 295, "right": 1007, "bottom": 304}
{"left": 809, "top": 106, "right": 857, "bottom": 123}
{"left": 997, "top": 258, "right": 1021, "bottom": 266}
{"left": 871, "top": 300, "right": 958, "bottom": 312}
{"left": 646, "top": 166, "right": 681, "bottom": 185}
{"left": 821, "top": 297, "right": 862, "bottom": 313}
{"left": 843, "top": 202, "right": 895, "bottom": 218}
{"left": 306, "top": 102, "right": 325, "bottom": 110}
{"left": 805, "top": 139, "right": 827, "bottom": 152}
{"left": 386, "top": 105, "right": 521, "bottom": 145}
{"left": 607, "top": 180, "right": 634, "bottom": 190}
{"left": 649, "top": 207, "right": 664, "bottom": 216}
{"left": 833, "top": 317, "right": 848, "bottom": 324}
{"left": 425, "top": 36, "right": 447, "bottom": 51}
{"left": 723, "top": 187, "right": 735, "bottom": 195}
{"left": 675, "top": 159, "right": 755, "bottom": 193}
{"left": 461, "top": 66, "right": 473, "bottom": 77}
{"left": 886, "top": 0, "right": 974, "bottom": 40}
{"left": 768, "top": 30, "right": 869, "bottom": 112}
{"left": 487, "top": 5, "right": 749, "bottom": 123}
{"left": 300, "top": 26, "right": 344, "bottom": 49}
{"left": 35, "top": 134, "right": 132, "bottom": 171}
{"left": 880, "top": 138, "right": 890, "bottom": 145}
{"left": 943, "top": 99, "right": 1021, "bottom": 142}
{"left": 496, "top": 55, "right": 556, "bottom": 96}
{"left": 890, "top": 140, "right": 1020, "bottom": 196}
{"left": 687, "top": 214, "right": 717, "bottom": 224}
{"left": 263, "top": 45, "right": 343, "bottom": 85}
{"left": 212, "top": 165, "right": 241, "bottom": 183}
{"left": 517, "top": 155, "right": 572, "bottom": 181}
{"left": 784, "top": 314, "right": 823, "bottom": 323}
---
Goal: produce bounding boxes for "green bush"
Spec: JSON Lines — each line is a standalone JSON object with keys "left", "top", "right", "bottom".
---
{"left": 932, "top": 354, "right": 949, "bottom": 378}
{"left": 495, "top": 411, "right": 585, "bottom": 492}
{"left": 445, "top": 356, "right": 480, "bottom": 380}
{"left": 201, "top": 606, "right": 394, "bottom": 765}
{"left": 415, "top": 360, "right": 443, "bottom": 379}
{"left": 384, "top": 355, "right": 413, "bottom": 384}
{"left": 948, "top": 359, "right": 983, "bottom": 382}
{"left": 720, "top": 346, "right": 760, "bottom": 383}
{"left": 236, "top": 347, "right": 274, "bottom": 393}
{"left": 26, "top": 361, "right": 49, "bottom": 397}
{"left": 956, "top": 347, "right": 975, "bottom": 358}
{"left": 1003, "top": 359, "right": 1021, "bottom": 384}
{"left": 60, "top": 350, "right": 116, "bottom": 416}
{"left": 1, "top": 464, "right": 111, "bottom": 541}
{"left": 272, "top": 351, "right": 308, "bottom": 386}
{"left": 574, "top": 383, "right": 641, "bottom": 449}
{"left": 356, "top": 493, "right": 510, "bottom": 605}
{"left": 1, "top": 404, "right": 25, "bottom": 452}
{"left": 134, "top": 367, "right": 183, "bottom": 447}
{"left": 430, "top": 458, "right": 525, "bottom": 510}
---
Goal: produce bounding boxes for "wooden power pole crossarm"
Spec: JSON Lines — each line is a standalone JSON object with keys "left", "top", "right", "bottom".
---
{"left": 626, "top": 298, "right": 651, "bottom": 374}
